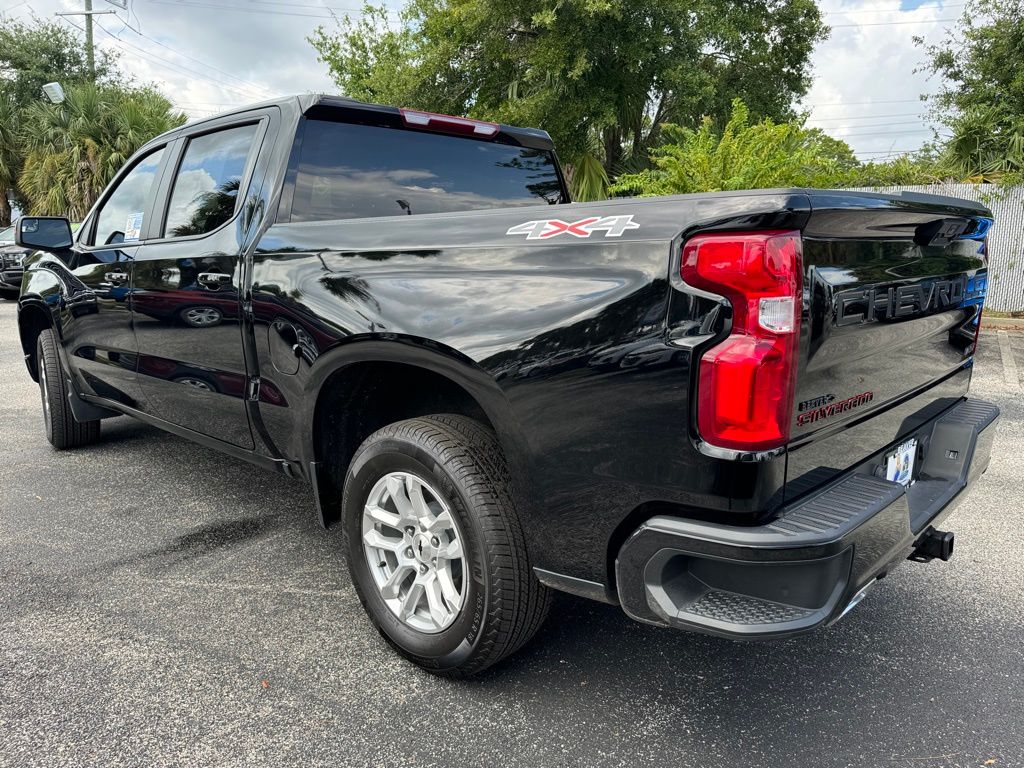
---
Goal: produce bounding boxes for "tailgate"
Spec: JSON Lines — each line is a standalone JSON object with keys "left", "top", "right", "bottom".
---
{"left": 786, "top": 191, "right": 991, "bottom": 500}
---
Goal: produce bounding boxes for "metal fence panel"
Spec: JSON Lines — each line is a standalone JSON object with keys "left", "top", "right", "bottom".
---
{"left": 852, "top": 183, "right": 1023, "bottom": 312}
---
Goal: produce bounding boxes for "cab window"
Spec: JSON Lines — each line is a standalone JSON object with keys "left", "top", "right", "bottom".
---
{"left": 163, "top": 124, "right": 258, "bottom": 238}
{"left": 90, "top": 146, "right": 166, "bottom": 247}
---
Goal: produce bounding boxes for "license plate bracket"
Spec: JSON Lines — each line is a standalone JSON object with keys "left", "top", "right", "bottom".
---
{"left": 885, "top": 438, "right": 918, "bottom": 486}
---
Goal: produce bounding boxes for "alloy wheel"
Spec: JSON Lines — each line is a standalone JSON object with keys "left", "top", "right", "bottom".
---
{"left": 361, "top": 471, "right": 466, "bottom": 633}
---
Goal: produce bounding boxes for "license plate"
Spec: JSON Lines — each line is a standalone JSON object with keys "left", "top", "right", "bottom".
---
{"left": 886, "top": 439, "right": 918, "bottom": 486}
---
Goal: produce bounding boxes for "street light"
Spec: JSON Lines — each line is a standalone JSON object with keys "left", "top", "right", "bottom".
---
{"left": 41, "top": 82, "right": 65, "bottom": 105}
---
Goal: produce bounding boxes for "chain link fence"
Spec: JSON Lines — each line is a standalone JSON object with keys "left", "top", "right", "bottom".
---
{"left": 854, "top": 184, "right": 1023, "bottom": 313}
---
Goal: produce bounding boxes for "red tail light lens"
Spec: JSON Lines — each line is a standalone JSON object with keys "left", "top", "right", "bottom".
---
{"left": 400, "top": 108, "right": 499, "bottom": 138}
{"left": 682, "top": 230, "right": 803, "bottom": 452}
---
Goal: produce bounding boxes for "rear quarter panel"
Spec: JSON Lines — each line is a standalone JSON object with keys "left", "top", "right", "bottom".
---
{"left": 249, "top": 192, "right": 809, "bottom": 582}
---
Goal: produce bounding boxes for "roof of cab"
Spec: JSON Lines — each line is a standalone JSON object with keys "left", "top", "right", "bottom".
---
{"left": 146, "top": 93, "right": 555, "bottom": 151}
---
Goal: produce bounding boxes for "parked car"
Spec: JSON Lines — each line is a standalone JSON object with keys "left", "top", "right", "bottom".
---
{"left": 1, "top": 221, "right": 82, "bottom": 300}
{"left": 1, "top": 224, "right": 30, "bottom": 300}
{"left": 14, "top": 95, "right": 998, "bottom": 676}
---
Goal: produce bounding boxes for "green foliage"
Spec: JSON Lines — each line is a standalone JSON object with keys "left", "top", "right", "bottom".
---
{"left": 0, "top": 18, "right": 182, "bottom": 224}
{"left": 310, "top": 0, "right": 829, "bottom": 190}
{"left": 843, "top": 154, "right": 944, "bottom": 187}
{"left": 610, "top": 100, "right": 857, "bottom": 196}
{"left": 1, "top": 17, "right": 121, "bottom": 224}
{"left": 917, "top": 0, "right": 1024, "bottom": 182}
{"left": 17, "top": 83, "right": 185, "bottom": 220}
{"left": 0, "top": 94, "right": 18, "bottom": 224}
{"left": 0, "top": 17, "right": 117, "bottom": 110}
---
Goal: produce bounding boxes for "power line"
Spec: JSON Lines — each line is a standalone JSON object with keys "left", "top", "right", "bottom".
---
{"left": 140, "top": 0, "right": 340, "bottom": 19}
{"left": 92, "top": 18, "right": 271, "bottom": 100}
{"left": 0, "top": 1, "right": 29, "bottom": 14}
{"left": 805, "top": 98, "right": 927, "bottom": 107}
{"left": 119, "top": 24, "right": 275, "bottom": 98}
{"left": 224, "top": 0, "right": 363, "bottom": 10}
{"left": 839, "top": 127, "right": 937, "bottom": 137}
{"left": 830, "top": 17, "right": 957, "bottom": 28}
{"left": 822, "top": 2, "right": 964, "bottom": 14}
{"left": 807, "top": 112, "right": 926, "bottom": 122}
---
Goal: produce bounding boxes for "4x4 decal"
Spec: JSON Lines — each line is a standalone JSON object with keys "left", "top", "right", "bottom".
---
{"left": 506, "top": 214, "right": 639, "bottom": 240}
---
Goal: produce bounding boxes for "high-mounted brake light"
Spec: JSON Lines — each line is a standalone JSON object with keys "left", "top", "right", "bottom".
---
{"left": 399, "top": 108, "right": 499, "bottom": 138}
{"left": 682, "top": 230, "right": 803, "bottom": 452}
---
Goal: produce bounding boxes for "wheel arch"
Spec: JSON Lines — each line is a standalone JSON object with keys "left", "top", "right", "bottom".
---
{"left": 303, "top": 336, "right": 532, "bottom": 529}
{"left": 17, "top": 298, "right": 58, "bottom": 382}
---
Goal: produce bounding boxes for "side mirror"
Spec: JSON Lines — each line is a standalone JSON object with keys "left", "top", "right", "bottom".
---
{"left": 16, "top": 216, "right": 73, "bottom": 251}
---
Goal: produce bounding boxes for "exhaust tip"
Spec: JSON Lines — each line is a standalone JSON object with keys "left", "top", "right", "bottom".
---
{"left": 910, "top": 527, "right": 955, "bottom": 562}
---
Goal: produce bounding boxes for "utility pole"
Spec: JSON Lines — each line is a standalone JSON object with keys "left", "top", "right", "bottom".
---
{"left": 55, "top": 1, "right": 117, "bottom": 82}
{"left": 84, "top": 0, "right": 94, "bottom": 78}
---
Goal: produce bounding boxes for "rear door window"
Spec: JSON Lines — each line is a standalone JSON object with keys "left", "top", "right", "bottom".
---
{"left": 290, "top": 119, "right": 564, "bottom": 221}
{"left": 163, "top": 123, "right": 259, "bottom": 238}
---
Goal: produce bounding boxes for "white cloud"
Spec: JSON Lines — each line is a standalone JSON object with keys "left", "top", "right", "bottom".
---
{"left": 803, "top": 1, "right": 960, "bottom": 159}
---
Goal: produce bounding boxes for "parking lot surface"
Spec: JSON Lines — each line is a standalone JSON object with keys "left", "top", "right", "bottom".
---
{"left": 1, "top": 300, "right": 1022, "bottom": 768}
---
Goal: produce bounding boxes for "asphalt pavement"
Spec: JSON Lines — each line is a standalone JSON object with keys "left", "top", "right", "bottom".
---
{"left": 1, "top": 300, "right": 1022, "bottom": 768}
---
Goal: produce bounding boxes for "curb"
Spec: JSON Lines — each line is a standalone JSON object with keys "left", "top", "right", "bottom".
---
{"left": 982, "top": 317, "right": 1024, "bottom": 332}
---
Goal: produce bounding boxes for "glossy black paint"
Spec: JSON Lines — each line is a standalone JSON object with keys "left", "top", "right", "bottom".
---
{"left": 17, "top": 95, "right": 994, "bottom": 595}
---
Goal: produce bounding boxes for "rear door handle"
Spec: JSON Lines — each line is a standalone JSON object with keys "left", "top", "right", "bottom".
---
{"left": 105, "top": 270, "right": 129, "bottom": 285}
{"left": 198, "top": 272, "right": 231, "bottom": 289}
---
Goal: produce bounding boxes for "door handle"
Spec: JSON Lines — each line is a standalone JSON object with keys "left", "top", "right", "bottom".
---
{"left": 198, "top": 272, "right": 231, "bottom": 289}
{"left": 105, "top": 270, "right": 129, "bottom": 285}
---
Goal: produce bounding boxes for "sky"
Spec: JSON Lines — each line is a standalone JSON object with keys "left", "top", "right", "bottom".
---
{"left": 0, "top": 0, "right": 964, "bottom": 162}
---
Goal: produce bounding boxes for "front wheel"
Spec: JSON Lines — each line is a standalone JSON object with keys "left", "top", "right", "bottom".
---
{"left": 36, "top": 328, "right": 100, "bottom": 449}
{"left": 343, "top": 415, "right": 550, "bottom": 677}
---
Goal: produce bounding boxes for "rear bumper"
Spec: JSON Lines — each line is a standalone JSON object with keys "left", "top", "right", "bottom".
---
{"left": 615, "top": 398, "right": 999, "bottom": 639}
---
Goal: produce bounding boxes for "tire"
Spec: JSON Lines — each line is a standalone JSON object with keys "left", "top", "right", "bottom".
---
{"left": 36, "top": 328, "right": 101, "bottom": 449}
{"left": 342, "top": 414, "right": 551, "bottom": 677}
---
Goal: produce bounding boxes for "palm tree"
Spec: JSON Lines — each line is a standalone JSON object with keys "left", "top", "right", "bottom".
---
{"left": 17, "top": 83, "right": 186, "bottom": 220}
{"left": 940, "top": 105, "right": 1024, "bottom": 183}
{"left": 0, "top": 96, "right": 19, "bottom": 226}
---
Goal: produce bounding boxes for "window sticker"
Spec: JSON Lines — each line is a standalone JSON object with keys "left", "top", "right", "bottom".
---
{"left": 124, "top": 212, "right": 144, "bottom": 241}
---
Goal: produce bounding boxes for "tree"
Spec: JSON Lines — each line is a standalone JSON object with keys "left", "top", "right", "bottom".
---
{"left": 17, "top": 83, "right": 185, "bottom": 220}
{"left": 0, "top": 95, "right": 18, "bottom": 226}
{"left": 310, "top": 1, "right": 829, "bottom": 198}
{"left": 917, "top": 0, "right": 1024, "bottom": 182}
{"left": 0, "top": 17, "right": 116, "bottom": 108}
{"left": 609, "top": 99, "right": 857, "bottom": 196}
{"left": 0, "top": 17, "right": 121, "bottom": 224}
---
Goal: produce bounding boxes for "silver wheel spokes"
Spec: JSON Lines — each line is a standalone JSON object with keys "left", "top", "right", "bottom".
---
{"left": 186, "top": 307, "right": 219, "bottom": 326}
{"left": 361, "top": 472, "right": 466, "bottom": 633}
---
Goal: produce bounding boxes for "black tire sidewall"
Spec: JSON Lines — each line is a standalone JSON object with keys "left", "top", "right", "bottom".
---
{"left": 343, "top": 438, "right": 489, "bottom": 671}
{"left": 36, "top": 331, "right": 59, "bottom": 444}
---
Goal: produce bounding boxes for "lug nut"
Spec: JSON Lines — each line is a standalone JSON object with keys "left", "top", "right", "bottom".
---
{"left": 404, "top": 526, "right": 415, "bottom": 536}
{"left": 405, "top": 547, "right": 414, "bottom": 558}
{"left": 418, "top": 564, "right": 428, "bottom": 574}
{"left": 431, "top": 536, "right": 440, "bottom": 547}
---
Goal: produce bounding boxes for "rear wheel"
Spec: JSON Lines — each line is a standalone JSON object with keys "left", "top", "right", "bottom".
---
{"left": 36, "top": 328, "right": 100, "bottom": 449}
{"left": 343, "top": 414, "right": 550, "bottom": 677}
{"left": 178, "top": 306, "right": 222, "bottom": 328}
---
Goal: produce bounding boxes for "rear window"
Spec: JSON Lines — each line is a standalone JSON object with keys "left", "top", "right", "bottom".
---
{"left": 290, "top": 119, "right": 565, "bottom": 222}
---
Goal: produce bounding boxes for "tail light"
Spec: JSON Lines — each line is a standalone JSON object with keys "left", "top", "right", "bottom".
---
{"left": 682, "top": 230, "right": 803, "bottom": 452}
{"left": 399, "top": 108, "right": 499, "bottom": 138}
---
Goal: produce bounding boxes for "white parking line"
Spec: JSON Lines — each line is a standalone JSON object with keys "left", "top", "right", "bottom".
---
{"left": 998, "top": 331, "right": 1021, "bottom": 392}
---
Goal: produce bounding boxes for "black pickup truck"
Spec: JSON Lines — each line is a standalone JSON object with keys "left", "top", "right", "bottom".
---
{"left": 14, "top": 95, "right": 998, "bottom": 676}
